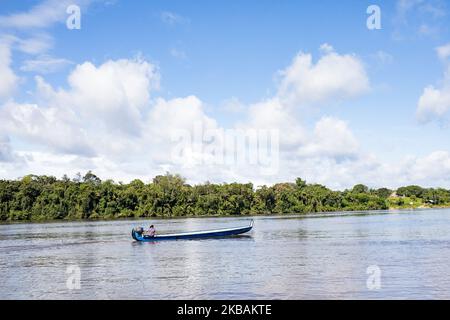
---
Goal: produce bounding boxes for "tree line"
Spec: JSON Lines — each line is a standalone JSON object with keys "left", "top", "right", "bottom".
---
{"left": 0, "top": 172, "right": 449, "bottom": 221}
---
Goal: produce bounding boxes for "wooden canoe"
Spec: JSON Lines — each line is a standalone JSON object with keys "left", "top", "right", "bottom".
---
{"left": 131, "top": 220, "right": 253, "bottom": 241}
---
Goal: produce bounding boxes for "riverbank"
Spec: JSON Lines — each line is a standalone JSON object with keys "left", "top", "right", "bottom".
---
{"left": 2, "top": 172, "right": 450, "bottom": 222}
{"left": 387, "top": 195, "right": 450, "bottom": 210}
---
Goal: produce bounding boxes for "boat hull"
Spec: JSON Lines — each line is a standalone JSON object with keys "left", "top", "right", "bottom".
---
{"left": 131, "top": 221, "right": 253, "bottom": 241}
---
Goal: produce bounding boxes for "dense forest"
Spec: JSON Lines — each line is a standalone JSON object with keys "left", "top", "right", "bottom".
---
{"left": 1, "top": 172, "right": 450, "bottom": 221}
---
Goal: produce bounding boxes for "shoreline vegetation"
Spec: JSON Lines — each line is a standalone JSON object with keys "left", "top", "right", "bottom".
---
{"left": 1, "top": 172, "right": 450, "bottom": 222}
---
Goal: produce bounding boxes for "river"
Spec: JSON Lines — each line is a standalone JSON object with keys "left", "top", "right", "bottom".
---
{"left": 1, "top": 208, "right": 450, "bottom": 299}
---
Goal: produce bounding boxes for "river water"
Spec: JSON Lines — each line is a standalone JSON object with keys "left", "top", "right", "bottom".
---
{"left": 1, "top": 209, "right": 450, "bottom": 299}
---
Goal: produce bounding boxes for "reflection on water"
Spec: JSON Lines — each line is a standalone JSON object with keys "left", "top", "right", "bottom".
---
{"left": 1, "top": 209, "right": 450, "bottom": 299}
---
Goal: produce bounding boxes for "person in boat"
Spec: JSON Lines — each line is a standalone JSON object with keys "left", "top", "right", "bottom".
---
{"left": 134, "top": 226, "right": 144, "bottom": 235}
{"left": 145, "top": 224, "right": 156, "bottom": 237}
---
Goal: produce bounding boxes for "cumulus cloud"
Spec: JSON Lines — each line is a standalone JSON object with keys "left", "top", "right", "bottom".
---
{"left": 145, "top": 95, "right": 220, "bottom": 165}
{"left": 1, "top": 56, "right": 225, "bottom": 182}
{"left": 1, "top": 100, "right": 95, "bottom": 157}
{"left": 38, "top": 57, "right": 159, "bottom": 135}
{"left": 1, "top": 57, "right": 160, "bottom": 159}
{"left": 406, "top": 151, "right": 450, "bottom": 183}
{"left": 297, "top": 117, "right": 359, "bottom": 159}
{"left": 242, "top": 98, "right": 306, "bottom": 148}
{"left": 2, "top": 42, "right": 450, "bottom": 189}
{"left": 2, "top": 46, "right": 370, "bottom": 186}
{"left": 148, "top": 96, "right": 216, "bottom": 134}
{"left": 417, "top": 43, "right": 450, "bottom": 122}
{"left": 242, "top": 45, "right": 368, "bottom": 156}
{"left": 417, "top": 85, "right": 450, "bottom": 122}
{"left": 277, "top": 47, "right": 369, "bottom": 106}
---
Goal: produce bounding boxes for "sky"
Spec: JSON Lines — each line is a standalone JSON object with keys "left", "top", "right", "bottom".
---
{"left": 1, "top": 0, "right": 450, "bottom": 189}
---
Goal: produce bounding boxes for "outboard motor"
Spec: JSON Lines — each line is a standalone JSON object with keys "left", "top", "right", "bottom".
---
{"left": 132, "top": 226, "right": 144, "bottom": 240}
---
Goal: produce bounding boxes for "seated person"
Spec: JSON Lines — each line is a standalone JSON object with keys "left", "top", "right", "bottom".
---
{"left": 144, "top": 224, "right": 156, "bottom": 237}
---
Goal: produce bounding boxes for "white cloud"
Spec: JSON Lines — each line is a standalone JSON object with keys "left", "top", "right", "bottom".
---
{"left": 417, "top": 85, "right": 450, "bottom": 121}
{"left": 1, "top": 57, "right": 160, "bottom": 159}
{"left": 436, "top": 43, "right": 450, "bottom": 61}
{"left": 237, "top": 45, "right": 368, "bottom": 162}
{"left": 1, "top": 100, "right": 95, "bottom": 157}
{"left": 417, "top": 43, "right": 450, "bottom": 122}
{"left": 3, "top": 151, "right": 150, "bottom": 183}
{"left": 227, "top": 47, "right": 372, "bottom": 185}
{"left": 1, "top": 56, "right": 224, "bottom": 181}
{"left": 5, "top": 141, "right": 450, "bottom": 190}
{"left": 297, "top": 117, "right": 359, "bottom": 159}
{"left": 277, "top": 47, "right": 370, "bottom": 106}
{"left": 148, "top": 96, "right": 216, "bottom": 134}
{"left": 0, "top": 43, "right": 18, "bottom": 100}
{"left": 17, "top": 34, "right": 54, "bottom": 54}
{"left": 0, "top": 93, "right": 222, "bottom": 183}
{"left": 68, "top": 58, "right": 158, "bottom": 106}
{"left": 21, "top": 54, "right": 72, "bottom": 73}
{"left": 145, "top": 96, "right": 220, "bottom": 165}
{"left": 2, "top": 33, "right": 54, "bottom": 55}
{"left": 39, "top": 57, "right": 160, "bottom": 135}
{"left": 319, "top": 43, "right": 334, "bottom": 54}
{"left": 261, "top": 150, "right": 450, "bottom": 190}
{"left": 407, "top": 151, "right": 450, "bottom": 183}
{"left": 3, "top": 44, "right": 450, "bottom": 190}
{"left": 243, "top": 97, "right": 306, "bottom": 148}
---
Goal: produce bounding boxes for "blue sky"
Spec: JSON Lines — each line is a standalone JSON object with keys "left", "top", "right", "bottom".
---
{"left": 1, "top": 0, "right": 450, "bottom": 189}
